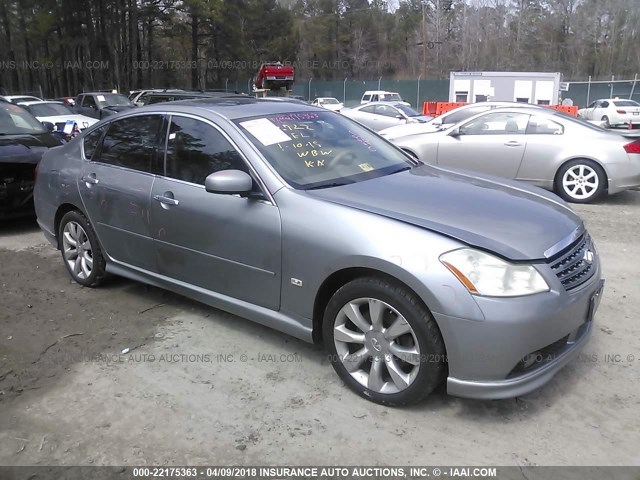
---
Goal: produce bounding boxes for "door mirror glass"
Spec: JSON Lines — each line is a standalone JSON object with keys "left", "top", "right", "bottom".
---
{"left": 205, "top": 170, "right": 253, "bottom": 195}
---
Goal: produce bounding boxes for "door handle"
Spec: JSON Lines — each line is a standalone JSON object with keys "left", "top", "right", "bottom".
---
{"left": 153, "top": 194, "right": 179, "bottom": 206}
{"left": 81, "top": 174, "right": 99, "bottom": 185}
{"left": 504, "top": 141, "right": 522, "bottom": 147}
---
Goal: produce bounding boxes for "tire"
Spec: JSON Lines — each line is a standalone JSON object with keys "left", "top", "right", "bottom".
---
{"left": 555, "top": 159, "right": 606, "bottom": 203}
{"left": 323, "top": 276, "right": 446, "bottom": 406}
{"left": 602, "top": 116, "right": 611, "bottom": 129}
{"left": 58, "top": 210, "right": 106, "bottom": 287}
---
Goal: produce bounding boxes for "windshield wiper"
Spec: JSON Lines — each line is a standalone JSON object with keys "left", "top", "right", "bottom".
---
{"left": 305, "top": 182, "right": 348, "bottom": 190}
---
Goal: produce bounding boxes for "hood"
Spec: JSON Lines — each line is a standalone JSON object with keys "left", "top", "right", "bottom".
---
{"left": 0, "top": 133, "right": 63, "bottom": 164}
{"left": 37, "top": 114, "right": 98, "bottom": 129}
{"left": 306, "top": 165, "right": 583, "bottom": 261}
{"left": 380, "top": 122, "right": 443, "bottom": 139}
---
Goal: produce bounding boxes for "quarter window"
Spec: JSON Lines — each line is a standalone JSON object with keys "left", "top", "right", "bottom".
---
{"left": 526, "top": 115, "right": 564, "bottom": 135}
{"left": 165, "top": 116, "right": 248, "bottom": 185}
{"left": 99, "top": 115, "right": 164, "bottom": 173}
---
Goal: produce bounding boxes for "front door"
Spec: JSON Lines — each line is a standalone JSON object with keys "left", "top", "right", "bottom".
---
{"left": 78, "top": 114, "right": 165, "bottom": 271}
{"left": 436, "top": 111, "right": 530, "bottom": 179}
{"left": 150, "top": 114, "right": 282, "bottom": 310}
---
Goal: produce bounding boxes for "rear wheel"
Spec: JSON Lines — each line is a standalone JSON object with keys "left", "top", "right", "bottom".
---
{"left": 58, "top": 210, "right": 106, "bottom": 287}
{"left": 556, "top": 159, "right": 606, "bottom": 203}
{"left": 323, "top": 277, "right": 446, "bottom": 406}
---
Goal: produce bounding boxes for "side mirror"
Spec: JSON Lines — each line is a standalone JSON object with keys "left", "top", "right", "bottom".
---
{"left": 135, "top": 101, "right": 144, "bottom": 107}
{"left": 205, "top": 170, "right": 253, "bottom": 195}
{"left": 42, "top": 121, "right": 55, "bottom": 132}
{"left": 449, "top": 127, "right": 462, "bottom": 137}
{"left": 396, "top": 114, "right": 404, "bottom": 119}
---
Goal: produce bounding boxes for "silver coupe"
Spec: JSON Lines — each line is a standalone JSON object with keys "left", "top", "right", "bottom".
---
{"left": 388, "top": 106, "right": 640, "bottom": 203}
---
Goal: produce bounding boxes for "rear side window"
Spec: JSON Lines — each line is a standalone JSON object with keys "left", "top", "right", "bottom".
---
{"left": 83, "top": 126, "right": 106, "bottom": 159}
{"left": 165, "top": 116, "right": 248, "bottom": 185}
{"left": 362, "top": 95, "right": 371, "bottom": 102}
{"left": 99, "top": 115, "right": 164, "bottom": 173}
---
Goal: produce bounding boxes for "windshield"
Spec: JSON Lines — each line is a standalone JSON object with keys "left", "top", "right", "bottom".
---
{"left": 235, "top": 111, "right": 414, "bottom": 189}
{"left": 613, "top": 100, "right": 640, "bottom": 107}
{"left": 320, "top": 98, "right": 339, "bottom": 105}
{"left": 97, "top": 94, "right": 133, "bottom": 107}
{"left": 0, "top": 103, "right": 47, "bottom": 135}
{"left": 27, "top": 103, "right": 74, "bottom": 117}
{"left": 395, "top": 104, "right": 421, "bottom": 117}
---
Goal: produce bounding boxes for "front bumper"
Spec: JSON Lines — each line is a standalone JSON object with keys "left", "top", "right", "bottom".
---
{"left": 433, "top": 270, "right": 604, "bottom": 400}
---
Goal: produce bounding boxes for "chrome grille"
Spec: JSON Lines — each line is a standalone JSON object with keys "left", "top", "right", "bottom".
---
{"left": 548, "top": 234, "right": 596, "bottom": 291}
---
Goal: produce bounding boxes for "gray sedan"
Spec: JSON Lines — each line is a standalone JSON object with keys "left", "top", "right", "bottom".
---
{"left": 341, "top": 101, "right": 432, "bottom": 131}
{"left": 34, "top": 99, "right": 603, "bottom": 405}
{"left": 390, "top": 106, "right": 640, "bottom": 203}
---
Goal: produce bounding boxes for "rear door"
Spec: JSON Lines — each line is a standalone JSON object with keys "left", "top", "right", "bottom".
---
{"left": 78, "top": 114, "right": 165, "bottom": 271}
{"left": 150, "top": 114, "right": 282, "bottom": 310}
{"left": 436, "top": 111, "right": 529, "bottom": 178}
{"left": 515, "top": 114, "right": 566, "bottom": 187}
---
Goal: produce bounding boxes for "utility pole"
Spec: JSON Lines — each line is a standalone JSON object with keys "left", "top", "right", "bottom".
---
{"left": 422, "top": 2, "right": 426, "bottom": 77}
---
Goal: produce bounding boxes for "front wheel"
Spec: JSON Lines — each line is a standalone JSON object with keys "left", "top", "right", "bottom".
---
{"left": 323, "top": 277, "right": 446, "bottom": 406}
{"left": 58, "top": 210, "right": 106, "bottom": 287}
{"left": 556, "top": 159, "right": 606, "bottom": 203}
{"left": 602, "top": 116, "right": 611, "bottom": 128}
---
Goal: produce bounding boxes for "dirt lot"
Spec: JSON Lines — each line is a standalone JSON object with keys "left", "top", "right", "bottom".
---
{"left": 1, "top": 191, "right": 639, "bottom": 467}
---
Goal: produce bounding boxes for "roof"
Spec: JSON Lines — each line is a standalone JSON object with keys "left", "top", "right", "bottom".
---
{"left": 141, "top": 96, "right": 319, "bottom": 120}
{"left": 17, "top": 100, "right": 64, "bottom": 106}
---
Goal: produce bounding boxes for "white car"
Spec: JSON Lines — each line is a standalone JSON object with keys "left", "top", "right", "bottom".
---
{"left": 1, "top": 95, "right": 43, "bottom": 104}
{"left": 310, "top": 97, "right": 343, "bottom": 112}
{"left": 578, "top": 98, "right": 640, "bottom": 128}
{"left": 18, "top": 101, "right": 98, "bottom": 131}
{"left": 342, "top": 102, "right": 432, "bottom": 131}
{"left": 361, "top": 90, "right": 410, "bottom": 106}
{"left": 379, "top": 101, "right": 547, "bottom": 140}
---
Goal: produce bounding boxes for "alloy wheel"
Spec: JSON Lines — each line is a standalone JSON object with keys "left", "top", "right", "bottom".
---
{"left": 333, "top": 297, "right": 421, "bottom": 394}
{"left": 561, "top": 164, "right": 600, "bottom": 201}
{"left": 62, "top": 221, "right": 94, "bottom": 280}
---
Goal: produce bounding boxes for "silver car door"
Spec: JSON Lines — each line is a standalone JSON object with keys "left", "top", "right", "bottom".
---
{"left": 150, "top": 114, "right": 282, "bottom": 310}
{"left": 78, "top": 114, "right": 165, "bottom": 272}
{"left": 515, "top": 114, "right": 566, "bottom": 189}
{"left": 436, "top": 111, "right": 529, "bottom": 178}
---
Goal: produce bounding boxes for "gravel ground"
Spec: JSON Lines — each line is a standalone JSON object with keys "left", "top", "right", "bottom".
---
{"left": 0, "top": 191, "right": 639, "bottom": 467}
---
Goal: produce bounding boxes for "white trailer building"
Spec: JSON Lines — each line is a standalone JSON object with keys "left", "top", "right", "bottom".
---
{"left": 449, "top": 71, "right": 563, "bottom": 105}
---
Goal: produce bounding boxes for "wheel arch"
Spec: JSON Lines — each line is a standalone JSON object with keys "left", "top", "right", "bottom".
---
{"left": 54, "top": 202, "right": 87, "bottom": 248}
{"left": 311, "top": 266, "right": 443, "bottom": 346}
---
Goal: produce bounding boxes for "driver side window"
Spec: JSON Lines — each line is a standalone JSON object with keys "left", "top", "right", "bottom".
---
{"left": 460, "top": 112, "right": 530, "bottom": 135}
{"left": 165, "top": 116, "right": 249, "bottom": 185}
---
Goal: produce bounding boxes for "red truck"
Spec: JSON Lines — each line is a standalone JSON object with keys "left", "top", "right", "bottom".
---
{"left": 254, "top": 62, "right": 295, "bottom": 91}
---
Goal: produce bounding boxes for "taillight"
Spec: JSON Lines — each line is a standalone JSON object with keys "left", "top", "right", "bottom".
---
{"left": 616, "top": 110, "right": 626, "bottom": 114}
{"left": 624, "top": 141, "right": 640, "bottom": 154}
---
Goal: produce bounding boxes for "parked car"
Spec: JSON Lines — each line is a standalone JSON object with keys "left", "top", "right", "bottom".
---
{"left": 1, "top": 95, "right": 43, "bottom": 104}
{"left": 35, "top": 99, "right": 604, "bottom": 405}
{"left": 390, "top": 106, "right": 640, "bottom": 203}
{"left": 0, "top": 102, "right": 63, "bottom": 219}
{"left": 380, "top": 101, "right": 546, "bottom": 140}
{"left": 578, "top": 98, "right": 640, "bottom": 128}
{"left": 254, "top": 62, "right": 295, "bottom": 90}
{"left": 53, "top": 97, "right": 76, "bottom": 107}
{"left": 130, "top": 89, "right": 185, "bottom": 106}
{"left": 311, "top": 97, "right": 343, "bottom": 112}
{"left": 73, "top": 92, "right": 135, "bottom": 120}
{"left": 361, "top": 90, "right": 410, "bottom": 106}
{"left": 136, "top": 91, "right": 246, "bottom": 106}
{"left": 342, "top": 102, "right": 432, "bottom": 131}
{"left": 18, "top": 100, "right": 98, "bottom": 132}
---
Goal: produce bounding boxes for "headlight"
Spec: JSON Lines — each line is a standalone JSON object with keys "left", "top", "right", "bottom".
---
{"left": 439, "top": 248, "right": 549, "bottom": 297}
